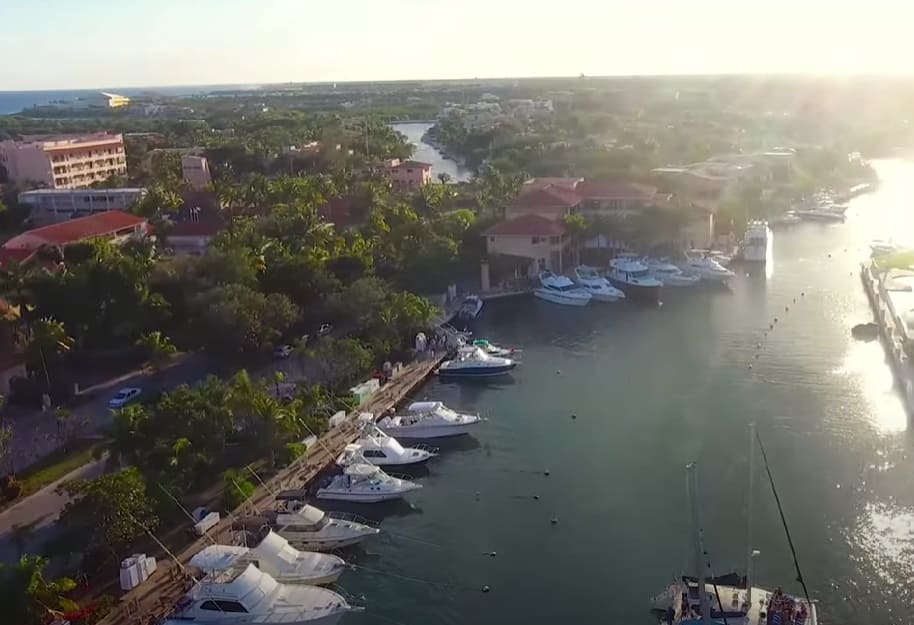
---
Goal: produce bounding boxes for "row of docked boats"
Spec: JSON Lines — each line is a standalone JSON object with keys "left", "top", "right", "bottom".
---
{"left": 534, "top": 252, "right": 736, "bottom": 307}
{"left": 163, "top": 401, "right": 483, "bottom": 625}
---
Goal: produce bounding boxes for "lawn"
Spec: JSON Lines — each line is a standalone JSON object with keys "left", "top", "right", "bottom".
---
{"left": 2, "top": 439, "right": 102, "bottom": 509}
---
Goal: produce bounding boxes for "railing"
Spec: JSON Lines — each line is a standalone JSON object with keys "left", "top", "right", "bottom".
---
{"left": 325, "top": 510, "right": 380, "bottom": 527}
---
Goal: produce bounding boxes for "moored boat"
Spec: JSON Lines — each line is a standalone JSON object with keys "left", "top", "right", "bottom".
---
{"left": 378, "top": 401, "right": 483, "bottom": 439}
{"left": 606, "top": 254, "right": 663, "bottom": 304}
{"left": 572, "top": 265, "right": 626, "bottom": 302}
{"left": 534, "top": 271, "right": 592, "bottom": 306}
{"left": 315, "top": 461, "right": 422, "bottom": 504}
{"left": 263, "top": 494, "right": 380, "bottom": 551}
{"left": 438, "top": 345, "right": 516, "bottom": 377}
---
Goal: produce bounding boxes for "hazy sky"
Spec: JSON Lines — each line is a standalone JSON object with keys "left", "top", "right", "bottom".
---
{"left": 3, "top": 0, "right": 914, "bottom": 90}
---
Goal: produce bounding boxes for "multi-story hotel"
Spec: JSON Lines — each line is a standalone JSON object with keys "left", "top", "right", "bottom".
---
{"left": 0, "top": 132, "right": 127, "bottom": 189}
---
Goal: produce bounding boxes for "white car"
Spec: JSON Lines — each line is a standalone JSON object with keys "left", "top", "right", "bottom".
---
{"left": 274, "top": 344, "right": 293, "bottom": 359}
{"left": 108, "top": 387, "right": 142, "bottom": 409}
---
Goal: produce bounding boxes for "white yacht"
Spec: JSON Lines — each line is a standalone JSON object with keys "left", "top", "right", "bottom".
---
{"left": 190, "top": 531, "right": 346, "bottom": 586}
{"left": 572, "top": 265, "right": 626, "bottom": 302}
{"left": 342, "top": 425, "right": 437, "bottom": 466}
{"left": 741, "top": 220, "right": 771, "bottom": 263}
{"left": 163, "top": 563, "right": 351, "bottom": 625}
{"left": 378, "top": 401, "right": 483, "bottom": 439}
{"left": 534, "top": 271, "right": 592, "bottom": 306}
{"left": 438, "top": 345, "right": 516, "bottom": 377}
{"left": 315, "top": 461, "right": 421, "bottom": 503}
{"left": 650, "top": 427, "right": 818, "bottom": 625}
{"left": 472, "top": 338, "right": 516, "bottom": 357}
{"left": 268, "top": 495, "right": 379, "bottom": 551}
{"left": 646, "top": 259, "right": 700, "bottom": 287}
{"left": 682, "top": 251, "right": 736, "bottom": 283}
{"left": 606, "top": 255, "right": 662, "bottom": 304}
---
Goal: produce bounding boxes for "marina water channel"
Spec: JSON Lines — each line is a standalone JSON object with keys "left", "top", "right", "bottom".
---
{"left": 339, "top": 155, "right": 914, "bottom": 624}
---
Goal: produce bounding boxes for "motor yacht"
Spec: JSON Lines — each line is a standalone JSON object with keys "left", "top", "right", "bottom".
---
{"left": 572, "top": 265, "right": 626, "bottom": 302}
{"left": 438, "top": 346, "right": 516, "bottom": 377}
{"left": 741, "top": 220, "right": 771, "bottom": 263}
{"left": 315, "top": 460, "right": 421, "bottom": 503}
{"left": 769, "top": 211, "right": 801, "bottom": 226}
{"left": 378, "top": 401, "right": 483, "bottom": 439}
{"left": 457, "top": 294, "right": 483, "bottom": 320}
{"left": 343, "top": 424, "right": 437, "bottom": 467}
{"left": 534, "top": 271, "right": 592, "bottom": 306}
{"left": 682, "top": 251, "right": 736, "bottom": 283}
{"left": 646, "top": 259, "right": 700, "bottom": 287}
{"left": 870, "top": 239, "right": 900, "bottom": 257}
{"left": 606, "top": 254, "right": 662, "bottom": 304}
{"left": 189, "top": 530, "right": 346, "bottom": 586}
{"left": 266, "top": 495, "right": 379, "bottom": 551}
{"left": 162, "top": 563, "right": 351, "bottom": 625}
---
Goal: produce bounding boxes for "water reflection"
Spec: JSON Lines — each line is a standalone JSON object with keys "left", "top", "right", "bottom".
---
{"left": 838, "top": 341, "right": 907, "bottom": 434}
{"left": 851, "top": 502, "right": 914, "bottom": 591}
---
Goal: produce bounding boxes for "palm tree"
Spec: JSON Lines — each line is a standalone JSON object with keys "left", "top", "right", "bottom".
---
{"left": 0, "top": 260, "right": 34, "bottom": 333}
{"left": 135, "top": 331, "right": 177, "bottom": 373}
{"left": 0, "top": 555, "right": 79, "bottom": 625}
{"left": 53, "top": 407, "right": 71, "bottom": 449}
{"left": 25, "top": 318, "right": 74, "bottom": 392}
{"left": 563, "top": 213, "right": 588, "bottom": 268}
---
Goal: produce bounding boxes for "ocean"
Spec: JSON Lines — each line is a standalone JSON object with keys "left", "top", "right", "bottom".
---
{"left": 0, "top": 85, "right": 251, "bottom": 115}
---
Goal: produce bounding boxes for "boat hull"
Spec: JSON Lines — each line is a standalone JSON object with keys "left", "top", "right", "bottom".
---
{"left": 589, "top": 291, "right": 625, "bottom": 302}
{"left": 365, "top": 454, "right": 434, "bottom": 467}
{"left": 278, "top": 531, "right": 379, "bottom": 552}
{"left": 534, "top": 289, "right": 591, "bottom": 306}
{"left": 438, "top": 363, "right": 516, "bottom": 377}
{"left": 315, "top": 489, "right": 411, "bottom": 503}
{"left": 380, "top": 423, "right": 476, "bottom": 439}
{"left": 607, "top": 277, "right": 661, "bottom": 304}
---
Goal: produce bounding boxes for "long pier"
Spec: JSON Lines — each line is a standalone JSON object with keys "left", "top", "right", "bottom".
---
{"left": 99, "top": 352, "right": 446, "bottom": 625}
{"left": 860, "top": 262, "right": 914, "bottom": 413}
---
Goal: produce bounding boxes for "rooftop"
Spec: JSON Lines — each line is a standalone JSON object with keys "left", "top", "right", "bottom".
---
{"left": 13, "top": 132, "right": 123, "bottom": 147}
{"left": 19, "top": 187, "right": 146, "bottom": 197}
{"left": 484, "top": 214, "right": 567, "bottom": 237}
{"left": 393, "top": 160, "right": 433, "bottom": 169}
{"left": 576, "top": 180, "right": 657, "bottom": 200}
{"left": 3, "top": 211, "right": 146, "bottom": 249}
{"left": 511, "top": 184, "right": 582, "bottom": 209}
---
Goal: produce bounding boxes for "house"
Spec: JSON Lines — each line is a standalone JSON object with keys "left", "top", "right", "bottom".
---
{"left": 506, "top": 184, "right": 582, "bottom": 221}
{"left": 167, "top": 221, "right": 223, "bottom": 256}
{"left": 384, "top": 159, "right": 433, "bottom": 190}
{"left": 181, "top": 155, "right": 213, "bottom": 191}
{"left": 575, "top": 181, "right": 662, "bottom": 216}
{"left": 18, "top": 187, "right": 147, "bottom": 224}
{"left": 483, "top": 214, "right": 568, "bottom": 277}
{"left": 2, "top": 211, "right": 148, "bottom": 261}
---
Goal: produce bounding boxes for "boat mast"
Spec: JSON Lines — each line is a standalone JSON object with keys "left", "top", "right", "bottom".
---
{"left": 746, "top": 423, "right": 755, "bottom": 607}
{"left": 686, "top": 462, "right": 711, "bottom": 624}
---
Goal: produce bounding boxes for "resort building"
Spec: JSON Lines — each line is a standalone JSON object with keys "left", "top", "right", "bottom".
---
{"left": 2, "top": 211, "right": 147, "bottom": 260}
{"left": 0, "top": 133, "right": 127, "bottom": 189}
{"left": 483, "top": 214, "right": 569, "bottom": 276}
{"left": 19, "top": 187, "right": 146, "bottom": 224}
{"left": 384, "top": 159, "right": 433, "bottom": 190}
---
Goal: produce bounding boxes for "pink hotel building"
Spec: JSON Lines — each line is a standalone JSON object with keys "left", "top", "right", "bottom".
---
{"left": 0, "top": 132, "right": 127, "bottom": 189}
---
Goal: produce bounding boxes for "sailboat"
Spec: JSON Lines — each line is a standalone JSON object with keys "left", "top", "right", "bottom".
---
{"left": 650, "top": 425, "right": 818, "bottom": 625}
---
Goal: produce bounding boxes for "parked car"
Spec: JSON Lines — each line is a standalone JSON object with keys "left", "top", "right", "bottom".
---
{"left": 108, "top": 387, "right": 143, "bottom": 409}
{"left": 273, "top": 344, "right": 293, "bottom": 359}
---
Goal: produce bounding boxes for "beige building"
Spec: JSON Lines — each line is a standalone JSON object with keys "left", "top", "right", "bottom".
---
{"left": 0, "top": 133, "right": 127, "bottom": 189}
{"left": 181, "top": 155, "right": 213, "bottom": 191}
{"left": 484, "top": 214, "right": 569, "bottom": 276}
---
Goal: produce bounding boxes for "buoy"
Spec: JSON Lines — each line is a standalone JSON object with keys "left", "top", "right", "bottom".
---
{"left": 551, "top": 516, "right": 558, "bottom": 525}
{"left": 785, "top": 306, "right": 789, "bottom": 312}
{"left": 756, "top": 343, "right": 761, "bottom": 348}
{"left": 801, "top": 292, "right": 805, "bottom": 296}
{"left": 571, "top": 414, "right": 577, "bottom": 420}
{"left": 475, "top": 491, "right": 481, "bottom": 500}
{"left": 482, "top": 585, "right": 491, "bottom": 593}
{"left": 774, "top": 317, "right": 778, "bottom": 323}
{"left": 828, "top": 253, "right": 832, "bottom": 258}
{"left": 748, "top": 364, "right": 753, "bottom": 369}
{"left": 487, "top": 551, "right": 497, "bottom": 557}
{"left": 543, "top": 469, "right": 551, "bottom": 476}
{"left": 533, "top": 494, "right": 540, "bottom": 500}
{"left": 769, "top": 324, "right": 774, "bottom": 330}
{"left": 755, "top": 354, "right": 759, "bottom": 359}
{"left": 556, "top": 370, "right": 561, "bottom": 375}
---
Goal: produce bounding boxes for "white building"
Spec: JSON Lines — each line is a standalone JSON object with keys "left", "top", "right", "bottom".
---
{"left": 18, "top": 187, "right": 147, "bottom": 223}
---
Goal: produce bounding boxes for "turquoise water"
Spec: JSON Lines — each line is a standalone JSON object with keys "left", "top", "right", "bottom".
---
{"left": 334, "top": 160, "right": 914, "bottom": 625}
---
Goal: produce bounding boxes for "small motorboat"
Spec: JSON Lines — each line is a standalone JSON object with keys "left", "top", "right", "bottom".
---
{"left": 646, "top": 259, "right": 700, "bottom": 287}
{"left": 472, "top": 338, "right": 516, "bottom": 357}
{"left": 740, "top": 220, "right": 771, "bottom": 263}
{"left": 342, "top": 424, "right": 437, "bottom": 467}
{"left": 851, "top": 322, "right": 879, "bottom": 341}
{"left": 606, "top": 254, "right": 663, "bottom": 304}
{"left": 458, "top": 295, "right": 484, "bottom": 320}
{"left": 315, "top": 461, "right": 421, "bottom": 504}
{"left": 535, "top": 271, "right": 592, "bottom": 306}
{"left": 266, "top": 494, "right": 380, "bottom": 551}
{"left": 682, "top": 251, "right": 735, "bottom": 283}
{"left": 573, "top": 265, "right": 626, "bottom": 302}
{"left": 189, "top": 529, "right": 346, "bottom": 585}
{"left": 438, "top": 346, "right": 516, "bottom": 377}
{"left": 378, "top": 401, "right": 483, "bottom": 439}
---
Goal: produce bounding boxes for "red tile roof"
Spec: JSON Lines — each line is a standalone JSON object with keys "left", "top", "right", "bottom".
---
{"left": 484, "top": 214, "right": 567, "bottom": 237}
{"left": 575, "top": 181, "right": 656, "bottom": 200}
{"left": 522, "top": 177, "right": 582, "bottom": 192}
{"left": 511, "top": 185, "right": 582, "bottom": 209}
{"left": 4, "top": 211, "right": 146, "bottom": 249}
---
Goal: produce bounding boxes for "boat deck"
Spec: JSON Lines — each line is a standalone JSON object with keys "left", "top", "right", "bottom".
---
{"left": 97, "top": 353, "right": 446, "bottom": 625}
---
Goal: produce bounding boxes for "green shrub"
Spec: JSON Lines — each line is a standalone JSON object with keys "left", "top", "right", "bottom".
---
{"left": 277, "top": 442, "right": 306, "bottom": 467}
{"left": 222, "top": 469, "right": 254, "bottom": 510}
{"left": 1, "top": 474, "right": 22, "bottom": 500}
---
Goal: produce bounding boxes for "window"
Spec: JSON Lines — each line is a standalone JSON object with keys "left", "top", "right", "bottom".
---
{"left": 489, "top": 236, "right": 496, "bottom": 243}
{"left": 200, "top": 600, "right": 248, "bottom": 613}
{"left": 362, "top": 449, "right": 387, "bottom": 458}
{"left": 531, "top": 237, "right": 544, "bottom": 244}
{"left": 549, "top": 236, "right": 560, "bottom": 244}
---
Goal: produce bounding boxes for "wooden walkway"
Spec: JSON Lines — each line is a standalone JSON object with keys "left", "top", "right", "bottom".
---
{"left": 99, "top": 353, "right": 446, "bottom": 625}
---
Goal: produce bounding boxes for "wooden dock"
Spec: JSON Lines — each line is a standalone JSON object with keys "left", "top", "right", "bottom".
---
{"left": 99, "top": 352, "right": 446, "bottom": 625}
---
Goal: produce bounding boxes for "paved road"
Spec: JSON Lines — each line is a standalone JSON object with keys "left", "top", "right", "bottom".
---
{"left": 0, "top": 455, "right": 107, "bottom": 563}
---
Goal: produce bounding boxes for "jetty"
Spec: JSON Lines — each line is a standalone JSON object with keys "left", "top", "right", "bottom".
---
{"left": 98, "top": 351, "right": 447, "bottom": 625}
{"left": 860, "top": 261, "right": 914, "bottom": 413}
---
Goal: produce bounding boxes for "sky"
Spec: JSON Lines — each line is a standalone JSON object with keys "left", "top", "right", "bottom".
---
{"left": 3, "top": 0, "right": 914, "bottom": 90}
